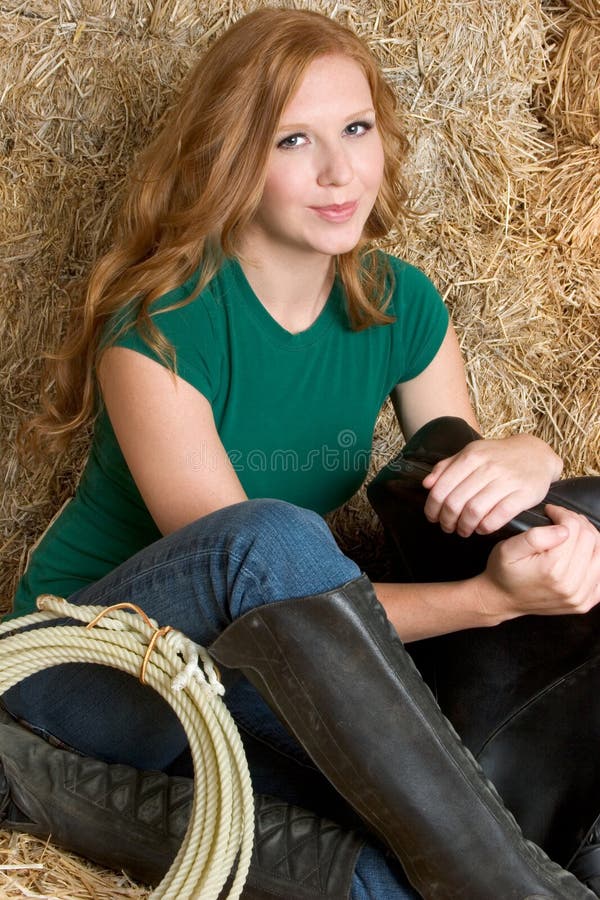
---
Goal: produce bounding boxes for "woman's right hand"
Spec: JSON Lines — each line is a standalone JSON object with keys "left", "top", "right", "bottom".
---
{"left": 474, "top": 504, "right": 600, "bottom": 621}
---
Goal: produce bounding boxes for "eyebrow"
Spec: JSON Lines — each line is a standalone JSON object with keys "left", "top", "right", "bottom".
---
{"left": 277, "top": 108, "right": 376, "bottom": 133}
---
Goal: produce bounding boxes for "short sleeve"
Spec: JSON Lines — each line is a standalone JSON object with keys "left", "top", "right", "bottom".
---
{"left": 98, "top": 277, "right": 220, "bottom": 406}
{"left": 387, "top": 258, "right": 449, "bottom": 386}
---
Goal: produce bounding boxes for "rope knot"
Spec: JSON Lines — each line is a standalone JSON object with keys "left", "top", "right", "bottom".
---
{"left": 84, "top": 601, "right": 173, "bottom": 685}
{"left": 36, "top": 595, "right": 224, "bottom": 694}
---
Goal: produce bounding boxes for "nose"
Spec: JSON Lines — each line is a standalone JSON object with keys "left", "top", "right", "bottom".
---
{"left": 316, "top": 141, "right": 353, "bottom": 187}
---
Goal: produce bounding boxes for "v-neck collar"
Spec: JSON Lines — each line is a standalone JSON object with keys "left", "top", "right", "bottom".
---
{"left": 227, "top": 257, "right": 342, "bottom": 349}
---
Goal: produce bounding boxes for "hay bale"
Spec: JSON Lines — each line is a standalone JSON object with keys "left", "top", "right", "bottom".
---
{"left": 528, "top": 0, "right": 600, "bottom": 252}
{"left": 532, "top": 142, "right": 600, "bottom": 252}
{"left": 1, "top": 0, "right": 599, "bottom": 891}
{"left": 0, "top": 832, "right": 149, "bottom": 898}
{"left": 537, "top": 0, "right": 600, "bottom": 146}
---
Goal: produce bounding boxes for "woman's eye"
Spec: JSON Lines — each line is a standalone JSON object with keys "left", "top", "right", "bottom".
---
{"left": 344, "top": 121, "right": 373, "bottom": 136}
{"left": 277, "top": 133, "right": 308, "bottom": 149}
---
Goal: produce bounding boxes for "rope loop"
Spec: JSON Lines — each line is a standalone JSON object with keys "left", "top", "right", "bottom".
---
{"left": 0, "top": 594, "right": 254, "bottom": 899}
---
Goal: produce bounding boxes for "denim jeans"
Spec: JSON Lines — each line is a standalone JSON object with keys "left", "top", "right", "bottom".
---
{"left": 5, "top": 499, "right": 418, "bottom": 899}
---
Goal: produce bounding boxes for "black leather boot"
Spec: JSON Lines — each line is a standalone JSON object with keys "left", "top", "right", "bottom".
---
{"left": 0, "top": 707, "right": 364, "bottom": 897}
{"left": 570, "top": 816, "right": 600, "bottom": 897}
{"left": 244, "top": 794, "right": 364, "bottom": 899}
{"left": 366, "top": 414, "right": 600, "bottom": 872}
{"left": 209, "top": 574, "right": 595, "bottom": 900}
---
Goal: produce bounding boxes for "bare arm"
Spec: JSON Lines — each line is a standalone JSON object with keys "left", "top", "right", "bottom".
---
{"left": 391, "top": 323, "right": 562, "bottom": 536}
{"left": 97, "top": 347, "right": 247, "bottom": 536}
{"left": 390, "top": 324, "right": 480, "bottom": 438}
{"left": 377, "top": 323, "right": 598, "bottom": 640}
{"left": 372, "top": 578, "right": 499, "bottom": 643}
{"left": 374, "top": 505, "right": 600, "bottom": 642}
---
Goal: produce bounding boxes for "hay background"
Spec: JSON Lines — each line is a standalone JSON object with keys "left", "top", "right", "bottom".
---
{"left": 0, "top": 0, "right": 599, "bottom": 894}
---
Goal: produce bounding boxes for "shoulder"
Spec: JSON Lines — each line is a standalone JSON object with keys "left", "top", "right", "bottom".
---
{"left": 130, "top": 263, "right": 223, "bottom": 324}
{"left": 97, "top": 260, "right": 241, "bottom": 405}
{"left": 374, "top": 253, "right": 449, "bottom": 382}
{"left": 372, "top": 253, "right": 447, "bottom": 332}
{"left": 101, "top": 259, "right": 238, "bottom": 351}
{"left": 375, "top": 252, "right": 443, "bottom": 307}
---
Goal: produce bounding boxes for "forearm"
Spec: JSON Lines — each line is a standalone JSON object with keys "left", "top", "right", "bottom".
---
{"left": 372, "top": 577, "right": 505, "bottom": 643}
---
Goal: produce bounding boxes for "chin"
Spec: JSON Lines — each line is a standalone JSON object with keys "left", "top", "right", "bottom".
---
{"left": 310, "top": 229, "right": 367, "bottom": 257}
{"left": 316, "top": 239, "right": 363, "bottom": 256}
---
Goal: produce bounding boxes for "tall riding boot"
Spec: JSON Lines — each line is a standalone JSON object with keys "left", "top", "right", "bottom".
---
{"left": 0, "top": 707, "right": 364, "bottom": 898}
{"left": 570, "top": 816, "right": 600, "bottom": 897}
{"left": 209, "top": 574, "right": 595, "bottom": 900}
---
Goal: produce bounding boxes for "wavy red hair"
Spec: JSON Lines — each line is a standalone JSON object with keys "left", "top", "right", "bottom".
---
{"left": 20, "top": 7, "right": 411, "bottom": 461}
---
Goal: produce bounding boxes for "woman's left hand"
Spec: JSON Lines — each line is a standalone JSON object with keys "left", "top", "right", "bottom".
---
{"left": 422, "top": 433, "right": 564, "bottom": 537}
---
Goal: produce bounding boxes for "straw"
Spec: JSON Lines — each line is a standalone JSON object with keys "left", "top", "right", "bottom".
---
{"left": 1, "top": 0, "right": 599, "bottom": 891}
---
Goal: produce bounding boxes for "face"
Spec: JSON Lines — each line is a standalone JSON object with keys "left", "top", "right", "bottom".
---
{"left": 242, "top": 54, "right": 385, "bottom": 263}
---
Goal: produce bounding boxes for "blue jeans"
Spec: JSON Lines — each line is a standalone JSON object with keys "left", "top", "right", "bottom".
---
{"left": 5, "top": 499, "right": 418, "bottom": 899}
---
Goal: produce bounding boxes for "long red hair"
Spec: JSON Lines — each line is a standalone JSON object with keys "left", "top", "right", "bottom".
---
{"left": 20, "top": 7, "right": 411, "bottom": 462}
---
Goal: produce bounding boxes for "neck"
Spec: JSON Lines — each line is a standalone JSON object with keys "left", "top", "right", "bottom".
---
{"left": 236, "top": 239, "right": 336, "bottom": 334}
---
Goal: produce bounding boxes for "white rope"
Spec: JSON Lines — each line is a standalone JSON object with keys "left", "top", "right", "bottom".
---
{"left": 0, "top": 595, "right": 255, "bottom": 900}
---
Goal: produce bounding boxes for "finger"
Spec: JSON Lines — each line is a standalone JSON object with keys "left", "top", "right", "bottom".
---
{"left": 428, "top": 471, "right": 504, "bottom": 534}
{"left": 579, "top": 536, "right": 600, "bottom": 612}
{"left": 548, "top": 524, "right": 600, "bottom": 613}
{"left": 587, "top": 542, "right": 600, "bottom": 611}
{"left": 474, "top": 491, "right": 535, "bottom": 536}
{"left": 422, "top": 455, "right": 455, "bottom": 490}
{"left": 540, "top": 506, "right": 594, "bottom": 567}
{"left": 521, "top": 512, "right": 596, "bottom": 606}
{"left": 452, "top": 481, "right": 517, "bottom": 537}
{"left": 563, "top": 513, "right": 600, "bottom": 583}
{"left": 580, "top": 531, "right": 600, "bottom": 601}
{"left": 543, "top": 503, "right": 589, "bottom": 526}
{"left": 553, "top": 519, "right": 597, "bottom": 599}
{"left": 424, "top": 456, "right": 486, "bottom": 525}
{"left": 476, "top": 500, "right": 589, "bottom": 542}
{"left": 504, "top": 522, "right": 570, "bottom": 561}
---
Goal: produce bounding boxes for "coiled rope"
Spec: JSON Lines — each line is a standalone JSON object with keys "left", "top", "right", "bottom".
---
{"left": 0, "top": 595, "right": 254, "bottom": 900}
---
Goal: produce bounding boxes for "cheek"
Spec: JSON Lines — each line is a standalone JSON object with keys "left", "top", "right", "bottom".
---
{"left": 355, "top": 154, "right": 384, "bottom": 197}
{"left": 368, "top": 141, "right": 386, "bottom": 191}
{"left": 261, "top": 165, "right": 305, "bottom": 214}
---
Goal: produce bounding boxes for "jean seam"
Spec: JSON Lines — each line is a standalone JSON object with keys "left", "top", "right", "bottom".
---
{"left": 78, "top": 547, "right": 265, "bottom": 602}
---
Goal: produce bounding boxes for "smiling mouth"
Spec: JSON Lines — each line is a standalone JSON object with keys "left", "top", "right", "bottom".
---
{"left": 310, "top": 201, "right": 359, "bottom": 222}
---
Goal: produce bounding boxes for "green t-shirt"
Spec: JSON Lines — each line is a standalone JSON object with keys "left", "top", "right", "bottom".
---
{"left": 10, "top": 254, "right": 448, "bottom": 618}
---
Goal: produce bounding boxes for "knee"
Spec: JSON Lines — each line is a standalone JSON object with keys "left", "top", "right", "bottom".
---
{"left": 169, "top": 499, "right": 360, "bottom": 619}
{"left": 233, "top": 498, "right": 330, "bottom": 544}
{"left": 213, "top": 499, "right": 361, "bottom": 613}
{"left": 217, "top": 498, "right": 336, "bottom": 573}
{"left": 171, "top": 498, "right": 326, "bottom": 554}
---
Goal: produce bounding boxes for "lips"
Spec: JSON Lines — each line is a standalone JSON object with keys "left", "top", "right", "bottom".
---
{"left": 310, "top": 201, "right": 359, "bottom": 223}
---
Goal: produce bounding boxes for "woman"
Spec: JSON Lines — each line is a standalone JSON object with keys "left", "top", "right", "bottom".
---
{"left": 1, "top": 8, "right": 599, "bottom": 899}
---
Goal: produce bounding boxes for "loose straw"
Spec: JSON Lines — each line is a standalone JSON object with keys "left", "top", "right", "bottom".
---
{"left": 0, "top": 595, "right": 254, "bottom": 900}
